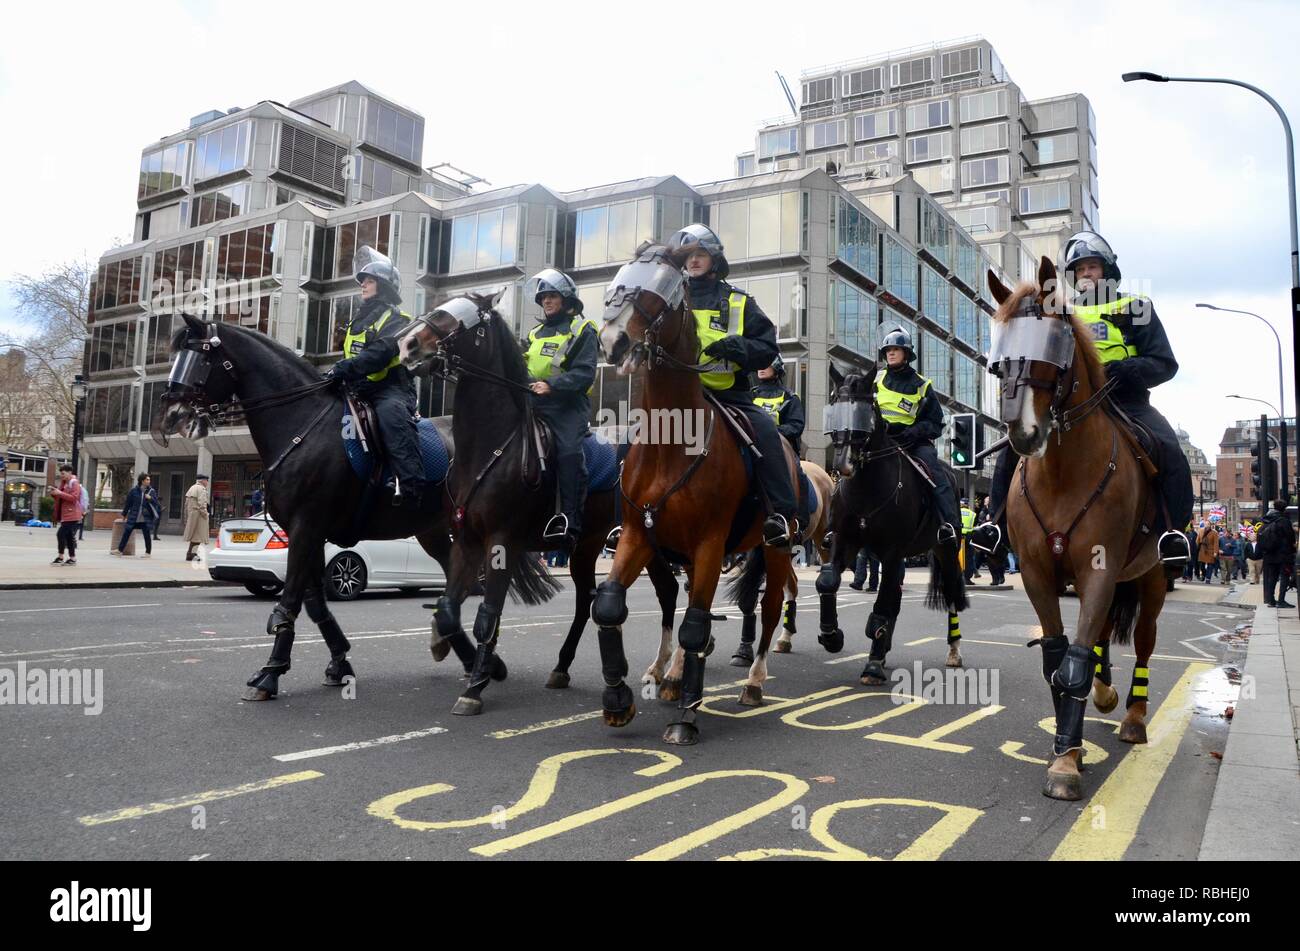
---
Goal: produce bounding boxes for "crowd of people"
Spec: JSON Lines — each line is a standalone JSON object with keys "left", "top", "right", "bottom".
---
{"left": 1187, "top": 504, "right": 1296, "bottom": 606}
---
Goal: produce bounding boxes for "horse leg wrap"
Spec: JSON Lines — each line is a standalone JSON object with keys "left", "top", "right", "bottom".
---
{"left": 1050, "top": 644, "right": 1094, "bottom": 756}
{"left": 472, "top": 602, "right": 501, "bottom": 645}
{"left": 597, "top": 626, "right": 629, "bottom": 687}
{"left": 740, "top": 612, "right": 757, "bottom": 645}
{"left": 434, "top": 596, "right": 462, "bottom": 638}
{"left": 262, "top": 607, "right": 295, "bottom": 674}
{"left": 1126, "top": 665, "right": 1149, "bottom": 709}
{"left": 1093, "top": 642, "right": 1112, "bottom": 687}
{"left": 783, "top": 598, "right": 796, "bottom": 634}
{"left": 678, "top": 607, "right": 712, "bottom": 709}
{"left": 866, "top": 611, "right": 895, "bottom": 649}
{"left": 1038, "top": 634, "right": 1069, "bottom": 718}
{"left": 816, "top": 564, "right": 840, "bottom": 630}
{"left": 591, "top": 580, "right": 629, "bottom": 627}
{"left": 947, "top": 612, "right": 961, "bottom": 645}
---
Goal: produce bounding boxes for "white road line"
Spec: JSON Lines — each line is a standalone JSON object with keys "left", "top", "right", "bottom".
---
{"left": 0, "top": 641, "right": 150, "bottom": 658}
{"left": 272, "top": 726, "right": 448, "bottom": 762}
{"left": 824, "top": 652, "right": 871, "bottom": 665}
{"left": 1178, "top": 638, "right": 1218, "bottom": 659}
{"left": 0, "top": 602, "right": 162, "bottom": 615}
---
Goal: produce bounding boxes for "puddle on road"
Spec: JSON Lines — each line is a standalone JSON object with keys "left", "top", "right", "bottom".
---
{"left": 1187, "top": 620, "right": 1251, "bottom": 757}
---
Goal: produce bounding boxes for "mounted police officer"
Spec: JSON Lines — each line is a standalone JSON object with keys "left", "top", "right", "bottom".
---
{"left": 752, "top": 354, "right": 811, "bottom": 530}
{"left": 877, "top": 327, "right": 961, "bottom": 545}
{"left": 523, "top": 267, "right": 598, "bottom": 549}
{"left": 323, "top": 246, "right": 423, "bottom": 507}
{"left": 667, "top": 224, "right": 800, "bottom": 547}
{"left": 970, "top": 231, "right": 1193, "bottom": 563}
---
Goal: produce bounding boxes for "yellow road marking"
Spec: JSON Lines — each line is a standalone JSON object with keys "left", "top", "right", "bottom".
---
{"left": 780, "top": 691, "right": 924, "bottom": 731}
{"left": 698, "top": 687, "right": 848, "bottom": 719}
{"left": 1050, "top": 661, "right": 1209, "bottom": 861}
{"left": 865, "top": 705, "right": 1006, "bottom": 753}
{"left": 999, "top": 717, "right": 1120, "bottom": 766}
{"left": 78, "top": 771, "right": 323, "bottom": 827}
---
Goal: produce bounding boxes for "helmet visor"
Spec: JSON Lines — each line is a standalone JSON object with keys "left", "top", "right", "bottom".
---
{"left": 1063, "top": 231, "right": 1115, "bottom": 267}
{"left": 354, "top": 245, "right": 392, "bottom": 278}
{"left": 433, "top": 296, "right": 487, "bottom": 330}
{"left": 525, "top": 268, "right": 574, "bottom": 301}
{"left": 602, "top": 260, "right": 685, "bottom": 323}
{"left": 667, "top": 224, "right": 721, "bottom": 256}
{"left": 987, "top": 314, "right": 1076, "bottom": 369}
{"left": 823, "top": 399, "right": 874, "bottom": 435}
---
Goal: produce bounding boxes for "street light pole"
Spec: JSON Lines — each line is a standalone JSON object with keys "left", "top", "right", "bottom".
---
{"left": 1127, "top": 71, "right": 1299, "bottom": 499}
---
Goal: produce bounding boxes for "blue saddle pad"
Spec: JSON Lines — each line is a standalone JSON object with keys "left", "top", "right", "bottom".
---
{"left": 582, "top": 430, "right": 619, "bottom": 493}
{"left": 799, "top": 466, "right": 818, "bottom": 518}
{"left": 343, "top": 413, "right": 450, "bottom": 484}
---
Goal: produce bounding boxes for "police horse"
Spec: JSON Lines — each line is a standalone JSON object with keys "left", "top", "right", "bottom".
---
{"left": 395, "top": 291, "right": 681, "bottom": 717}
{"left": 987, "top": 259, "right": 1172, "bottom": 801}
{"left": 158, "top": 314, "right": 455, "bottom": 700}
{"left": 817, "top": 363, "right": 968, "bottom": 684}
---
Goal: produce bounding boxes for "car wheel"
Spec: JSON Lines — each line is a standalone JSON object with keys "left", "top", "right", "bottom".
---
{"left": 244, "top": 581, "right": 284, "bottom": 598}
{"left": 326, "top": 552, "right": 367, "bottom": 601}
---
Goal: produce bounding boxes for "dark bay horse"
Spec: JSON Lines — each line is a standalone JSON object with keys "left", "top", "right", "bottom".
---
{"left": 157, "top": 314, "right": 454, "bottom": 700}
{"left": 595, "top": 244, "right": 800, "bottom": 746}
{"left": 818, "top": 363, "right": 968, "bottom": 684}
{"left": 987, "top": 258, "right": 1170, "bottom": 801}
{"left": 396, "top": 292, "right": 679, "bottom": 717}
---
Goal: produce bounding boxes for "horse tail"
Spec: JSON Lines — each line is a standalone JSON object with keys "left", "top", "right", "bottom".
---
{"left": 507, "top": 551, "right": 562, "bottom": 605}
{"left": 927, "top": 548, "right": 969, "bottom": 613}
{"left": 1107, "top": 580, "right": 1140, "bottom": 645}
{"left": 725, "top": 548, "right": 766, "bottom": 610}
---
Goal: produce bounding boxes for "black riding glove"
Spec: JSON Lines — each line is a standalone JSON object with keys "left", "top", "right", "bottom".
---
{"left": 703, "top": 337, "right": 746, "bottom": 364}
{"left": 1104, "top": 360, "right": 1140, "bottom": 388}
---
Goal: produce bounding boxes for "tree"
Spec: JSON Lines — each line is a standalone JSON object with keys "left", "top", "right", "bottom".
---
{"left": 0, "top": 258, "right": 92, "bottom": 453}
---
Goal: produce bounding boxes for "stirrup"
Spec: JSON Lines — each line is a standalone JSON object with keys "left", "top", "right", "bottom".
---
{"left": 603, "top": 526, "right": 622, "bottom": 552}
{"left": 763, "top": 515, "right": 796, "bottom": 548}
{"left": 1157, "top": 530, "right": 1191, "bottom": 563}
{"left": 936, "top": 522, "right": 958, "bottom": 545}
{"left": 969, "top": 523, "right": 1002, "bottom": 553}
{"left": 543, "top": 513, "right": 570, "bottom": 542}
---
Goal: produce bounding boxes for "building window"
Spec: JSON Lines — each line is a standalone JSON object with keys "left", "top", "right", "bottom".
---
{"left": 958, "top": 89, "right": 1008, "bottom": 123}
{"left": 960, "top": 122, "right": 1009, "bottom": 156}
{"left": 810, "top": 118, "right": 847, "bottom": 150}
{"left": 758, "top": 126, "right": 800, "bottom": 159}
{"left": 831, "top": 196, "right": 880, "bottom": 280}
{"left": 912, "top": 163, "right": 954, "bottom": 193}
{"left": 854, "top": 109, "right": 897, "bottom": 141}
{"left": 941, "top": 46, "right": 982, "bottom": 79}
{"left": 189, "top": 182, "right": 250, "bottom": 228}
{"left": 736, "top": 154, "right": 756, "bottom": 177}
{"left": 138, "top": 141, "right": 191, "bottom": 200}
{"left": 711, "top": 191, "right": 801, "bottom": 262}
{"left": 362, "top": 99, "right": 423, "bottom": 166}
{"left": 312, "top": 213, "right": 395, "bottom": 281}
{"left": 1019, "top": 181, "right": 1072, "bottom": 215}
{"left": 922, "top": 266, "right": 952, "bottom": 331}
{"left": 954, "top": 293, "right": 978, "bottom": 345}
{"left": 278, "top": 123, "right": 347, "bottom": 195}
{"left": 906, "top": 130, "right": 952, "bottom": 164}
{"left": 214, "top": 223, "right": 277, "bottom": 283}
{"left": 844, "top": 67, "right": 884, "bottom": 97}
{"left": 1033, "top": 131, "right": 1079, "bottom": 165}
{"left": 883, "top": 237, "right": 918, "bottom": 309}
{"left": 853, "top": 140, "right": 898, "bottom": 164}
{"left": 1032, "top": 99, "right": 1079, "bottom": 133}
{"left": 960, "top": 155, "right": 1009, "bottom": 188}
{"left": 830, "top": 277, "right": 880, "bottom": 359}
{"left": 953, "top": 351, "right": 979, "bottom": 409}
{"left": 802, "top": 76, "right": 836, "bottom": 106}
{"left": 891, "top": 56, "right": 933, "bottom": 88}
{"left": 89, "top": 256, "right": 146, "bottom": 316}
{"left": 728, "top": 272, "right": 805, "bottom": 341}
{"left": 921, "top": 331, "right": 951, "bottom": 394}
{"left": 194, "top": 120, "right": 251, "bottom": 183}
{"left": 570, "top": 198, "right": 655, "bottom": 269}
{"left": 906, "top": 100, "right": 950, "bottom": 132}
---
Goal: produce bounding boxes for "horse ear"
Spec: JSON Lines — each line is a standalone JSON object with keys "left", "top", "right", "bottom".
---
{"left": 864, "top": 361, "right": 878, "bottom": 391}
{"left": 181, "top": 313, "right": 207, "bottom": 335}
{"left": 488, "top": 285, "right": 508, "bottom": 309}
{"left": 987, "top": 270, "right": 1012, "bottom": 306}
{"left": 1038, "top": 255, "right": 1057, "bottom": 289}
{"left": 828, "top": 363, "right": 845, "bottom": 390}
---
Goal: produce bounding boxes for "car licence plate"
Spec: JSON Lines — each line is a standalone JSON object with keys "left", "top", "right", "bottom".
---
{"left": 230, "top": 531, "right": 261, "bottom": 544}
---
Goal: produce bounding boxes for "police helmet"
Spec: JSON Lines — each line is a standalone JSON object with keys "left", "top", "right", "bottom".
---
{"left": 769, "top": 354, "right": 786, "bottom": 378}
{"left": 1062, "top": 230, "right": 1121, "bottom": 283}
{"left": 525, "top": 268, "right": 582, "bottom": 312}
{"left": 878, "top": 327, "right": 916, "bottom": 363}
{"left": 355, "top": 246, "right": 402, "bottom": 305}
{"left": 667, "top": 224, "right": 730, "bottom": 280}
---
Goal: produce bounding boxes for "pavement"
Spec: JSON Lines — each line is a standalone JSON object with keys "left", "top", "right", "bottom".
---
{"left": 0, "top": 523, "right": 217, "bottom": 590}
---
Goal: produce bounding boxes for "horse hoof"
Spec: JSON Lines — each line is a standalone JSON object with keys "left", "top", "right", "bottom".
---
{"left": 738, "top": 685, "right": 763, "bottom": 707}
{"left": 659, "top": 678, "right": 682, "bottom": 703}
{"left": 490, "top": 655, "right": 508, "bottom": 682}
{"left": 1042, "top": 770, "right": 1083, "bottom": 801}
{"left": 663, "top": 721, "right": 700, "bottom": 746}
{"left": 818, "top": 628, "right": 845, "bottom": 653}
{"left": 945, "top": 647, "right": 963, "bottom": 668}
{"left": 1092, "top": 682, "right": 1119, "bottom": 714}
{"left": 773, "top": 638, "right": 792, "bottom": 654}
{"left": 730, "top": 644, "right": 754, "bottom": 667}
{"left": 430, "top": 635, "right": 451, "bottom": 663}
{"left": 1118, "top": 720, "right": 1148, "bottom": 744}
{"left": 242, "top": 686, "right": 275, "bottom": 701}
{"left": 603, "top": 703, "right": 637, "bottom": 728}
{"left": 859, "top": 661, "right": 887, "bottom": 686}
{"left": 545, "top": 670, "right": 570, "bottom": 689}
{"left": 451, "top": 696, "right": 483, "bottom": 717}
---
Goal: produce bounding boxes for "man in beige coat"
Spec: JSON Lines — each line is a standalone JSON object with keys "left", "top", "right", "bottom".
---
{"left": 184, "top": 475, "right": 210, "bottom": 562}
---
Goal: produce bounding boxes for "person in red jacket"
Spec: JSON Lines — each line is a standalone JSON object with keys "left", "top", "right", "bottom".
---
{"left": 49, "top": 464, "right": 85, "bottom": 566}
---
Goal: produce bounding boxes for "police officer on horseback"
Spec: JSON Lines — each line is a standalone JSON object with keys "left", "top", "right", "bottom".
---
{"left": 877, "top": 327, "right": 962, "bottom": 545}
{"left": 970, "top": 231, "right": 1193, "bottom": 563}
{"left": 752, "top": 354, "right": 811, "bottom": 530}
{"left": 668, "top": 224, "right": 801, "bottom": 547}
{"left": 524, "top": 267, "right": 598, "bottom": 550}
{"left": 323, "top": 246, "right": 423, "bottom": 507}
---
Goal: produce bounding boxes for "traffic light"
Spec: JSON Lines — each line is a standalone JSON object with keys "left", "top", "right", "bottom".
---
{"left": 1251, "top": 416, "right": 1275, "bottom": 501}
{"left": 951, "top": 413, "right": 976, "bottom": 469}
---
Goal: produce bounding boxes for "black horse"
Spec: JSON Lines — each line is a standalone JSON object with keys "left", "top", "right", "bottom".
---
{"left": 158, "top": 314, "right": 454, "bottom": 700}
{"left": 397, "top": 292, "right": 680, "bottom": 718}
{"left": 818, "top": 364, "right": 968, "bottom": 683}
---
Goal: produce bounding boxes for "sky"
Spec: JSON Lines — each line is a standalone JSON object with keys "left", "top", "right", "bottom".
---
{"left": 1, "top": 0, "right": 1297, "bottom": 463}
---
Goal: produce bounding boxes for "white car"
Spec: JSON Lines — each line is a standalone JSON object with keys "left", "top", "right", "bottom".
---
{"left": 208, "top": 514, "right": 447, "bottom": 600}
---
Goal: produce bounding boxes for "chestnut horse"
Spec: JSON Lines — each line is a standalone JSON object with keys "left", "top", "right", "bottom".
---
{"left": 987, "top": 257, "right": 1170, "bottom": 801}
{"left": 595, "top": 244, "right": 800, "bottom": 746}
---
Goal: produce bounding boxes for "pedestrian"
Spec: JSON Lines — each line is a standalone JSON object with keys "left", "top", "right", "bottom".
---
{"left": 250, "top": 486, "right": 265, "bottom": 516}
{"left": 116, "top": 473, "right": 159, "bottom": 558}
{"left": 183, "top": 474, "right": 211, "bottom": 562}
{"left": 1245, "top": 531, "right": 1263, "bottom": 584}
{"left": 850, "top": 546, "right": 879, "bottom": 591}
{"left": 1217, "top": 530, "right": 1238, "bottom": 585}
{"left": 1196, "top": 522, "right": 1218, "bottom": 583}
{"left": 1234, "top": 530, "right": 1249, "bottom": 581}
{"left": 1258, "top": 500, "right": 1296, "bottom": 608}
{"left": 1182, "top": 524, "right": 1197, "bottom": 581}
{"left": 49, "top": 463, "right": 85, "bottom": 566}
{"left": 78, "top": 480, "right": 89, "bottom": 541}
{"left": 1006, "top": 546, "right": 1018, "bottom": 574}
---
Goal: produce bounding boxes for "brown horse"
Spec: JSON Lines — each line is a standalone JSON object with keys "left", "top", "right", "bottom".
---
{"left": 594, "top": 244, "right": 800, "bottom": 745}
{"left": 987, "top": 257, "right": 1170, "bottom": 801}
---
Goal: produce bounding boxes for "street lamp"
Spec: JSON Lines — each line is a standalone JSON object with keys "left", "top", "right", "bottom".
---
{"left": 1226, "top": 393, "right": 1280, "bottom": 417}
{"left": 70, "top": 374, "right": 87, "bottom": 475}
{"left": 1127, "top": 70, "right": 1299, "bottom": 497}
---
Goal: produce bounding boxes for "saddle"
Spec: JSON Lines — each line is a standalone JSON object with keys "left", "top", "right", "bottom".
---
{"left": 524, "top": 417, "right": 622, "bottom": 494}
{"left": 1105, "top": 401, "right": 1159, "bottom": 480}
{"left": 340, "top": 395, "right": 451, "bottom": 486}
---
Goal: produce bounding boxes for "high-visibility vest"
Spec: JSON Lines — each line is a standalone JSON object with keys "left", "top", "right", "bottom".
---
{"left": 526, "top": 316, "right": 596, "bottom": 394}
{"left": 875, "top": 374, "right": 932, "bottom": 427}
{"left": 960, "top": 507, "right": 976, "bottom": 534}
{"left": 693, "top": 292, "right": 747, "bottom": 390}
{"left": 342, "top": 306, "right": 407, "bottom": 382}
{"left": 1073, "top": 297, "right": 1142, "bottom": 364}
{"left": 753, "top": 391, "right": 787, "bottom": 420}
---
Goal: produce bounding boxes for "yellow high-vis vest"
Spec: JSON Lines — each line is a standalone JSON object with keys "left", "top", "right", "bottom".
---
{"left": 1073, "top": 296, "right": 1142, "bottom": 364}
{"left": 526, "top": 316, "right": 597, "bottom": 394}
{"left": 693, "top": 292, "right": 747, "bottom": 390}
{"left": 342, "top": 306, "right": 407, "bottom": 382}
{"left": 875, "top": 374, "right": 932, "bottom": 427}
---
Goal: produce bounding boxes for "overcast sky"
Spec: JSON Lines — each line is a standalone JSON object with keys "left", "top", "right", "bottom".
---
{"left": 2, "top": 0, "right": 1296, "bottom": 463}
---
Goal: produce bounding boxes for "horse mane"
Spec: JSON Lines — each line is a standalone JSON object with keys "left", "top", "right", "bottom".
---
{"left": 474, "top": 297, "right": 530, "bottom": 390}
{"left": 170, "top": 316, "right": 320, "bottom": 384}
{"left": 991, "top": 281, "right": 1105, "bottom": 393}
